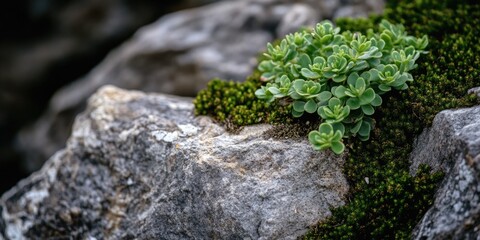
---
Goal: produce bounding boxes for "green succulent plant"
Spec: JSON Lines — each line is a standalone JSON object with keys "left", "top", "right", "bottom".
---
{"left": 317, "top": 98, "right": 350, "bottom": 123}
{"left": 291, "top": 79, "right": 323, "bottom": 99}
{"left": 309, "top": 123, "right": 345, "bottom": 154}
{"left": 255, "top": 19, "right": 427, "bottom": 154}
{"left": 369, "top": 64, "right": 410, "bottom": 92}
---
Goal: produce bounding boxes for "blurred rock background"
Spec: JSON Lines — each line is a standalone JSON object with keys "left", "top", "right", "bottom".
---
{"left": 0, "top": 0, "right": 221, "bottom": 193}
{"left": 0, "top": 0, "right": 384, "bottom": 194}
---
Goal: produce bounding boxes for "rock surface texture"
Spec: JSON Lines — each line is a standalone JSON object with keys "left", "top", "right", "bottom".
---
{"left": 410, "top": 105, "right": 480, "bottom": 239}
{"left": 1, "top": 86, "right": 349, "bottom": 239}
{"left": 16, "top": 0, "right": 385, "bottom": 172}
{"left": 0, "top": 0, "right": 221, "bottom": 194}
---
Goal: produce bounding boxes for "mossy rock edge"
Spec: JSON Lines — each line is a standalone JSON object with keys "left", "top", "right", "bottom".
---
{"left": 194, "top": 0, "right": 480, "bottom": 238}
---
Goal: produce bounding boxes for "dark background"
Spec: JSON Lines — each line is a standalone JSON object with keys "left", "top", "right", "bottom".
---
{"left": 0, "top": 0, "right": 217, "bottom": 194}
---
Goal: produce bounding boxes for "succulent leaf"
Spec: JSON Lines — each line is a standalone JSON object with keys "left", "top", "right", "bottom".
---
{"left": 304, "top": 99, "right": 318, "bottom": 113}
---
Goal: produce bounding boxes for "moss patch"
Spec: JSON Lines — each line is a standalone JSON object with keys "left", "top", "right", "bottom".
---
{"left": 194, "top": 0, "right": 480, "bottom": 238}
{"left": 305, "top": 1, "right": 480, "bottom": 239}
{"left": 194, "top": 75, "right": 292, "bottom": 131}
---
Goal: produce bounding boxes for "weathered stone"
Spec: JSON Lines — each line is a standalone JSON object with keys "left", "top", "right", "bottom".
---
{"left": 0, "top": 0, "right": 222, "bottom": 193}
{"left": 468, "top": 86, "right": 480, "bottom": 99}
{"left": 410, "top": 105, "right": 480, "bottom": 239}
{"left": 16, "top": 0, "right": 386, "bottom": 173}
{"left": 2, "top": 86, "right": 349, "bottom": 239}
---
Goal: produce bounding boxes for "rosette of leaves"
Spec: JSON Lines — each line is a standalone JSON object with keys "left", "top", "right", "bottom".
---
{"left": 255, "top": 19, "right": 428, "bottom": 154}
{"left": 323, "top": 54, "right": 354, "bottom": 82}
{"left": 290, "top": 79, "right": 332, "bottom": 117}
{"left": 333, "top": 72, "right": 382, "bottom": 116}
{"left": 309, "top": 123, "right": 345, "bottom": 154}
{"left": 258, "top": 40, "right": 298, "bottom": 81}
{"left": 391, "top": 46, "right": 420, "bottom": 73}
{"left": 379, "top": 18, "right": 407, "bottom": 51}
{"left": 317, "top": 98, "right": 350, "bottom": 124}
{"left": 255, "top": 75, "right": 292, "bottom": 102}
{"left": 301, "top": 56, "right": 327, "bottom": 81}
{"left": 309, "top": 20, "right": 343, "bottom": 52}
{"left": 369, "top": 64, "right": 411, "bottom": 92}
{"left": 348, "top": 34, "right": 384, "bottom": 70}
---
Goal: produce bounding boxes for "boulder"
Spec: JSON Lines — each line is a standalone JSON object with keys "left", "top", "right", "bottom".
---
{"left": 410, "top": 104, "right": 480, "bottom": 239}
{"left": 0, "top": 0, "right": 222, "bottom": 193}
{"left": 1, "top": 86, "right": 349, "bottom": 239}
{"left": 16, "top": 0, "right": 385, "bottom": 173}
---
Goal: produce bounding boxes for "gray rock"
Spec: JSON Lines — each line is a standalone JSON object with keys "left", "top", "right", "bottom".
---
{"left": 16, "top": 0, "right": 386, "bottom": 173}
{"left": 2, "top": 86, "right": 349, "bottom": 239}
{"left": 410, "top": 105, "right": 480, "bottom": 239}
{"left": 334, "top": 0, "right": 385, "bottom": 19}
{"left": 0, "top": 0, "right": 222, "bottom": 193}
{"left": 468, "top": 87, "right": 480, "bottom": 99}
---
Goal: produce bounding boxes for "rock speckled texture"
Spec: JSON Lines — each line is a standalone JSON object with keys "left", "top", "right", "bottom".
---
{"left": 411, "top": 105, "right": 480, "bottom": 239}
{"left": 1, "top": 86, "right": 349, "bottom": 239}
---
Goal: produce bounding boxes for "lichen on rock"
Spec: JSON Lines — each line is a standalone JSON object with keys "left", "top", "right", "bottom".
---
{"left": 1, "top": 86, "right": 349, "bottom": 239}
{"left": 410, "top": 105, "right": 480, "bottom": 239}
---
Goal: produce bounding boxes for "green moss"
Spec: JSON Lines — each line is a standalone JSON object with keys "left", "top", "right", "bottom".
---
{"left": 385, "top": 1, "right": 480, "bottom": 126}
{"left": 193, "top": 74, "right": 293, "bottom": 128}
{"left": 194, "top": 0, "right": 480, "bottom": 238}
{"left": 305, "top": 1, "right": 480, "bottom": 239}
{"left": 334, "top": 15, "right": 382, "bottom": 33}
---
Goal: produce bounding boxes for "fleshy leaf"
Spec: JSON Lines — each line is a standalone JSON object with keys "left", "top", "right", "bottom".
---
{"left": 346, "top": 98, "right": 361, "bottom": 109}
{"left": 331, "top": 122, "right": 346, "bottom": 136}
{"left": 371, "top": 94, "right": 382, "bottom": 107}
{"left": 304, "top": 99, "right": 318, "bottom": 113}
{"left": 355, "top": 77, "right": 366, "bottom": 90}
{"left": 298, "top": 54, "right": 312, "bottom": 68}
{"left": 351, "top": 120, "right": 362, "bottom": 134}
{"left": 347, "top": 72, "right": 359, "bottom": 86}
{"left": 379, "top": 84, "right": 391, "bottom": 92}
{"left": 301, "top": 68, "right": 321, "bottom": 79}
{"left": 332, "top": 131, "right": 343, "bottom": 142}
{"left": 333, "top": 75, "right": 347, "bottom": 83}
{"left": 314, "top": 56, "right": 326, "bottom": 65}
{"left": 361, "top": 104, "right": 375, "bottom": 115}
{"left": 308, "top": 131, "right": 319, "bottom": 141}
{"left": 328, "top": 98, "right": 342, "bottom": 108}
{"left": 293, "top": 79, "right": 305, "bottom": 90}
{"left": 292, "top": 109, "right": 304, "bottom": 118}
{"left": 359, "top": 88, "right": 375, "bottom": 104}
{"left": 318, "top": 107, "right": 327, "bottom": 119}
{"left": 293, "top": 101, "right": 306, "bottom": 112}
{"left": 334, "top": 86, "right": 348, "bottom": 98}
{"left": 358, "top": 121, "right": 371, "bottom": 137}
{"left": 319, "top": 123, "right": 333, "bottom": 134}
{"left": 268, "top": 87, "right": 280, "bottom": 95}
{"left": 331, "top": 141, "right": 345, "bottom": 154}
{"left": 318, "top": 91, "right": 332, "bottom": 102}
